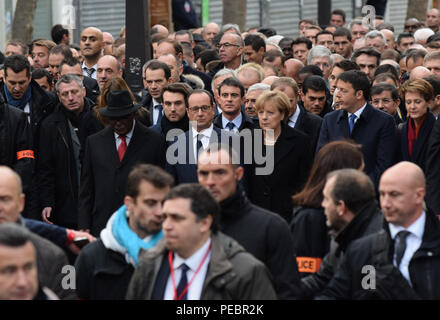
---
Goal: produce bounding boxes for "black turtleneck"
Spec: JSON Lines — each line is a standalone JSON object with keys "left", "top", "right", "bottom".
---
{"left": 160, "top": 113, "right": 189, "bottom": 136}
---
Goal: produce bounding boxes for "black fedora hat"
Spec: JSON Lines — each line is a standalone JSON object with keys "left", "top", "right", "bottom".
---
{"left": 98, "top": 90, "right": 141, "bottom": 118}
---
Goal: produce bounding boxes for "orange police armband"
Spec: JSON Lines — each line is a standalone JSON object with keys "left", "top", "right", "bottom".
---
{"left": 296, "top": 257, "right": 322, "bottom": 273}
{"left": 17, "top": 150, "right": 35, "bottom": 160}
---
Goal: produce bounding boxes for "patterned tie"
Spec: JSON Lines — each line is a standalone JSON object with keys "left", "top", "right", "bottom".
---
{"left": 176, "top": 263, "right": 189, "bottom": 300}
{"left": 395, "top": 230, "right": 411, "bottom": 268}
{"left": 196, "top": 134, "right": 203, "bottom": 159}
{"left": 156, "top": 104, "right": 163, "bottom": 125}
{"left": 349, "top": 114, "right": 357, "bottom": 134}
{"left": 117, "top": 135, "right": 127, "bottom": 162}
{"left": 226, "top": 122, "right": 235, "bottom": 131}
{"left": 85, "top": 67, "right": 95, "bottom": 78}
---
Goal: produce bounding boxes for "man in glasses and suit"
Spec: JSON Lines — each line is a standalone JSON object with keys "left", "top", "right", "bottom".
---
{"left": 78, "top": 90, "right": 166, "bottom": 236}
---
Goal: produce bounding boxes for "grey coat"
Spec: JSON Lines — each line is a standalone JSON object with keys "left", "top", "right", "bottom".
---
{"left": 126, "top": 232, "right": 277, "bottom": 300}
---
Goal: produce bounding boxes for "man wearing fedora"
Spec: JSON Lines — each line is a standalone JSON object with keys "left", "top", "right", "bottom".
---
{"left": 78, "top": 89, "right": 166, "bottom": 236}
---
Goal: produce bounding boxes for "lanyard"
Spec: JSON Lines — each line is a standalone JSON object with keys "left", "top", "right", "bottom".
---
{"left": 168, "top": 240, "right": 212, "bottom": 300}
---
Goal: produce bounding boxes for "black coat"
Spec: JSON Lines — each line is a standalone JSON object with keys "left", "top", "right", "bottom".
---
{"left": 396, "top": 111, "right": 436, "bottom": 173}
{"left": 78, "top": 122, "right": 166, "bottom": 236}
{"left": 37, "top": 99, "right": 100, "bottom": 229}
{"left": 301, "top": 201, "right": 383, "bottom": 299}
{"left": 0, "top": 99, "right": 34, "bottom": 195}
{"left": 317, "top": 211, "right": 440, "bottom": 300}
{"left": 290, "top": 206, "right": 330, "bottom": 277}
{"left": 294, "top": 105, "right": 323, "bottom": 152}
{"left": 213, "top": 111, "right": 257, "bottom": 132}
{"left": 83, "top": 76, "right": 100, "bottom": 103}
{"left": 248, "top": 124, "right": 313, "bottom": 221}
{"left": 75, "top": 239, "right": 134, "bottom": 300}
{"left": 426, "top": 116, "right": 440, "bottom": 214}
{"left": 219, "top": 189, "right": 301, "bottom": 299}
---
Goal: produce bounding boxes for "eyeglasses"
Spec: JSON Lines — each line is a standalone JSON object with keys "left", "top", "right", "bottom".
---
{"left": 216, "top": 42, "right": 240, "bottom": 49}
{"left": 187, "top": 105, "right": 212, "bottom": 113}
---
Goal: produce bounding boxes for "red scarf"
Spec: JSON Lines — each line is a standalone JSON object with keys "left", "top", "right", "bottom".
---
{"left": 407, "top": 113, "right": 427, "bottom": 158}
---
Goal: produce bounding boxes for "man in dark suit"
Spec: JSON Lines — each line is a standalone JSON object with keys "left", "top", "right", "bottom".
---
{"left": 316, "top": 70, "right": 396, "bottom": 187}
{"left": 141, "top": 60, "right": 171, "bottom": 126}
{"left": 166, "top": 89, "right": 239, "bottom": 184}
{"left": 59, "top": 57, "right": 100, "bottom": 103}
{"left": 272, "top": 77, "right": 322, "bottom": 150}
{"left": 213, "top": 77, "right": 256, "bottom": 133}
{"left": 78, "top": 90, "right": 166, "bottom": 236}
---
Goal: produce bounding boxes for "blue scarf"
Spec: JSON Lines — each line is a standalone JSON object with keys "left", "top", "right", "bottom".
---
{"left": 113, "top": 205, "right": 163, "bottom": 266}
{"left": 4, "top": 85, "right": 32, "bottom": 110}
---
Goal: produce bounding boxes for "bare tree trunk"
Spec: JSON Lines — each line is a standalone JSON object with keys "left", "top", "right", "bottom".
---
{"left": 406, "top": 0, "right": 428, "bottom": 22}
{"left": 12, "top": 0, "right": 38, "bottom": 44}
{"left": 222, "top": 0, "right": 247, "bottom": 33}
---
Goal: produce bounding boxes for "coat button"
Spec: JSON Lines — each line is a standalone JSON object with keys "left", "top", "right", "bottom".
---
{"left": 427, "top": 251, "right": 433, "bottom": 256}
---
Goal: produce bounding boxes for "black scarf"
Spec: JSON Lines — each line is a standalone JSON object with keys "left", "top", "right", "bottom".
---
{"left": 160, "top": 113, "right": 189, "bottom": 136}
{"left": 219, "top": 186, "right": 248, "bottom": 223}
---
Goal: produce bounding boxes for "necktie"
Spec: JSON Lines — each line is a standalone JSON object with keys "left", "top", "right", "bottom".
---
{"left": 226, "top": 122, "right": 235, "bottom": 131}
{"left": 196, "top": 134, "right": 203, "bottom": 159}
{"left": 85, "top": 67, "right": 95, "bottom": 78}
{"left": 349, "top": 114, "right": 357, "bottom": 134}
{"left": 156, "top": 104, "right": 163, "bottom": 124}
{"left": 176, "top": 263, "right": 189, "bottom": 300}
{"left": 117, "top": 135, "right": 127, "bottom": 162}
{"left": 395, "top": 230, "right": 411, "bottom": 268}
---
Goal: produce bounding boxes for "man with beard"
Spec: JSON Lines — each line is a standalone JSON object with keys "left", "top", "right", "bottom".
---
{"left": 75, "top": 164, "right": 173, "bottom": 299}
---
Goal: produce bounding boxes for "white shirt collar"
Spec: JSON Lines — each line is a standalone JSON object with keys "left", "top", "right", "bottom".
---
{"left": 82, "top": 61, "right": 97, "bottom": 71}
{"left": 389, "top": 210, "right": 426, "bottom": 240}
{"left": 222, "top": 112, "right": 242, "bottom": 130}
{"left": 152, "top": 98, "right": 161, "bottom": 107}
{"left": 113, "top": 120, "right": 136, "bottom": 140}
{"left": 173, "top": 238, "right": 211, "bottom": 271}
{"left": 191, "top": 123, "right": 214, "bottom": 139}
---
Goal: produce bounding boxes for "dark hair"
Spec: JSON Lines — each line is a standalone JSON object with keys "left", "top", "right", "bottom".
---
{"left": 0, "top": 223, "right": 33, "bottom": 247}
{"left": 32, "top": 68, "right": 53, "bottom": 85}
{"left": 298, "top": 65, "right": 323, "bottom": 77}
{"left": 374, "top": 64, "right": 399, "bottom": 79}
{"left": 263, "top": 49, "right": 285, "bottom": 64}
{"left": 424, "top": 75, "right": 440, "bottom": 96}
{"left": 51, "top": 24, "right": 69, "bottom": 44}
{"left": 352, "top": 47, "right": 381, "bottom": 67}
{"left": 49, "top": 44, "right": 73, "bottom": 59}
{"left": 257, "top": 27, "right": 277, "bottom": 38}
{"left": 244, "top": 34, "right": 266, "bottom": 52}
{"left": 406, "top": 49, "right": 427, "bottom": 65}
{"left": 427, "top": 33, "right": 440, "bottom": 44}
{"left": 293, "top": 140, "right": 364, "bottom": 208}
{"left": 144, "top": 60, "right": 171, "bottom": 80}
{"left": 175, "top": 29, "right": 194, "bottom": 42}
{"left": 337, "top": 70, "right": 371, "bottom": 100}
{"left": 333, "top": 27, "right": 352, "bottom": 42}
{"left": 161, "top": 82, "right": 193, "bottom": 107}
{"left": 372, "top": 72, "right": 398, "bottom": 87}
{"left": 279, "top": 37, "right": 294, "bottom": 48}
{"left": 381, "top": 49, "right": 401, "bottom": 62}
{"left": 371, "top": 82, "right": 400, "bottom": 100}
{"left": 59, "top": 57, "right": 81, "bottom": 74}
{"left": 316, "top": 30, "right": 334, "bottom": 41}
{"left": 197, "top": 49, "right": 219, "bottom": 70}
{"left": 188, "top": 89, "right": 215, "bottom": 107}
{"left": 4, "top": 54, "right": 31, "bottom": 77}
{"left": 397, "top": 32, "right": 414, "bottom": 45}
{"left": 331, "top": 9, "right": 346, "bottom": 22}
{"left": 302, "top": 75, "right": 327, "bottom": 95}
{"left": 292, "top": 37, "right": 313, "bottom": 50}
{"left": 126, "top": 164, "right": 174, "bottom": 200}
{"left": 334, "top": 59, "right": 360, "bottom": 72}
{"left": 327, "top": 169, "right": 375, "bottom": 213}
{"left": 299, "top": 18, "right": 316, "bottom": 26}
{"left": 163, "top": 183, "right": 220, "bottom": 233}
{"left": 218, "top": 77, "right": 245, "bottom": 97}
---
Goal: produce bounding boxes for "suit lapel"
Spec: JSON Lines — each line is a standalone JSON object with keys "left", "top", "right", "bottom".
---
{"left": 411, "top": 113, "right": 435, "bottom": 161}
{"left": 121, "top": 122, "right": 142, "bottom": 165}
{"left": 103, "top": 127, "right": 121, "bottom": 166}
{"left": 274, "top": 126, "right": 296, "bottom": 166}
{"left": 336, "top": 110, "right": 350, "bottom": 137}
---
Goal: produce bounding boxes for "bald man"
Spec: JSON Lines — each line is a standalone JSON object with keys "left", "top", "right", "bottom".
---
{"left": 409, "top": 66, "right": 431, "bottom": 80}
{"left": 284, "top": 58, "right": 304, "bottom": 83}
{"left": 96, "top": 55, "right": 123, "bottom": 89}
{"left": 102, "top": 32, "right": 114, "bottom": 55}
{"left": 203, "top": 22, "right": 220, "bottom": 45}
{"left": 152, "top": 24, "right": 169, "bottom": 38}
{"left": 427, "top": 8, "right": 440, "bottom": 33}
{"left": 380, "top": 29, "right": 395, "bottom": 50}
{"left": 218, "top": 33, "right": 243, "bottom": 70}
{"left": 318, "top": 162, "right": 440, "bottom": 300}
{"left": 80, "top": 27, "right": 104, "bottom": 79}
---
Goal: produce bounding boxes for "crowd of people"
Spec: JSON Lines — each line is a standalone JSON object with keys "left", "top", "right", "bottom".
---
{"left": 2, "top": 6, "right": 440, "bottom": 300}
